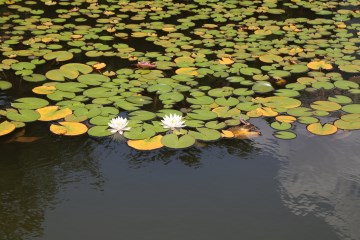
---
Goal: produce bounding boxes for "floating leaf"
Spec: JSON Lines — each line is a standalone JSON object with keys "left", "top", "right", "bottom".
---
{"left": 128, "top": 135, "right": 163, "bottom": 150}
{"left": 32, "top": 85, "right": 56, "bottom": 94}
{"left": 188, "top": 128, "right": 221, "bottom": 141}
{"left": 44, "top": 51, "right": 74, "bottom": 61}
{"left": 297, "top": 117, "right": 319, "bottom": 124}
{"left": 341, "top": 104, "right": 360, "bottom": 114}
{"left": 271, "top": 122, "right": 292, "bottom": 130}
{"left": 310, "top": 101, "right": 341, "bottom": 112}
{"left": 187, "top": 109, "right": 217, "bottom": 121}
{"left": 175, "top": 67, "right": 198, "bottom": 76}
{"left": 261, "top": 96, "right": 301, "bottom": 109}
{"left": 50, "top": 122, "right": 88, "bottom": 136}
{"left": 123, "top": 127, "right": 156, "bottom": 140}
{"left": 161, "top": 134, "right": 195, "bottom": 149}
{"left": 275, "top": 115, "right": 296, "bottom": 123}
{"left": 0, "top": 121, "right": 16, "bottom": 136}
{"left": 307, "top": 61, "right": 333, "bottom": 70}
{"left": 274, "top": 131, "right": 296, "bottom": 140}
{"left": 7, "top": 109, "right": 40, "bottom": 122}
{"left": 0, "top": 81, "right": 12, "bottom": 90}
{"left": 252, "top": 82, "right": 274, "bottom": 93}
{"left": 307, "top": 123, "right": 337, "bottom": 136}
{"left": 334, "top": 114, "right": 360, "bottom": 130}
{"left": 12, "top": 97, "right": 49, "bottom": 110}
{"left": 219, "top": 57, "right": 234, "bottom": 65}
{"left": 88, "top": 125, "right": 113, "bottom": 137}
{"left": 36, "top": 106, "right": 72, "bottom": 121}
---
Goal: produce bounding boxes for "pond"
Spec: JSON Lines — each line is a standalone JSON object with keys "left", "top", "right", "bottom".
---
{"left": 0, "top": 0, "right": 359, "bottom": 239}
{"left": 1, "top": 121, "right": 360, "bottom": 240}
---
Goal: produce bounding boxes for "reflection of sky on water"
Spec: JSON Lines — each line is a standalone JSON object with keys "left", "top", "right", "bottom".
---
{"left": 268, "top": 127, "right": 360, "bottom": 240}
{"left": 0, "top": 121, "right": 359, "bottom": 240}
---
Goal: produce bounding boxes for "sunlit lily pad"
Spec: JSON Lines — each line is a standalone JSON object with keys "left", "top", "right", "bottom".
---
{"left": 128, "top": 135, "right": 164, "bottom": 150}
{"left": 0, "top": 121, "right": 16, "bottom": 136}
{"left": 307, "top": 123, "right": 337, "bottom": 136}
{"left": 50, "top": 122, "right": 88, "bottom": 136}
{"left": 36, "top": 106, "right": 72, "bottom": 121}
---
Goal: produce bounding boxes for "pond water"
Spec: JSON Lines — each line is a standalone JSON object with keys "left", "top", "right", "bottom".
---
{"left": 1, "top": 120, "right": 360, "bottom": 240}
{"left": 1, "top": 0, "right": 360, "bottom": 239}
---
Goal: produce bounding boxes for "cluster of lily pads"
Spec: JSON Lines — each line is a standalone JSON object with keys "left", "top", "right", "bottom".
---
{"left": 0, "top": 0, "right": 359, "bottom": 150}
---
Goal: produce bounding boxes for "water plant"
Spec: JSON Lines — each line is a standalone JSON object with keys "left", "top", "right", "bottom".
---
{"left": 0, "top": 0, "right": 358, "bottom": 150}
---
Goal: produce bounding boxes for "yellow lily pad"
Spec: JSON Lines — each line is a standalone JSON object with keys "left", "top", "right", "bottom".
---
{"left": 275, "top": 115, "right": 296, "bottom": 123}
{"left": 36, "top": 106, "right": 72, "bottom": 121}
{"left": 307, "top": 123, "right": 337, "bottom": 136}
{"left": 50, "top": 122, "right": 88, "bottom": 136}
{"left": 175, "top": 67, "right": 198, "bottom": 76}
{"left": 32, "top": 85, "right": 56, "bottom": 94}
{"left": 219, "top": 57, "right": 234, "bottom": 65}
{"left": 307, "top": 61, "right": 333, "bottom": 70}
{"left": 127, "top": 135, "right": 164, "bottom": 150}
{"left": 0, "top": 121, "right": 16, "bottom": 136}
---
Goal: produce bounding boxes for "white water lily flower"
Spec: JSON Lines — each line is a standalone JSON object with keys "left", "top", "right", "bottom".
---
{"left": 161, "top": 114, "right": 186, "bottom": 130}
{"left": 108, "top": 116, "right": 131, "bottom": 134}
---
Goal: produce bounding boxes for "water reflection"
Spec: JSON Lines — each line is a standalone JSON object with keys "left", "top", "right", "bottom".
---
{"left": 0, "top": 131, "right": 105, "bottom": 239}
{"left": 276, "top": 132, "right": 360, "bottom": 240}
{"left": 1, "top": 122, "right": 360, "bottom": 240}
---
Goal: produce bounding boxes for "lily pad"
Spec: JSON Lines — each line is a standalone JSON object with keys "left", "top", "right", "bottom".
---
{"left": 11, "top": 97, "right": 49, "bottom": 110}
{"left": 307, "top": 123, "right": 337, "bottom": 136}
{"left": 161, "top": 134, "right": 195, "bottom": 149}
{"left": 0, "top": 121, "right": 16, "bottom": 136}
{"left": 128, "top": 135, "right": 164, "bottom": 150}
{"left": 50, "top": 122, "right": 88, "bottom": 136}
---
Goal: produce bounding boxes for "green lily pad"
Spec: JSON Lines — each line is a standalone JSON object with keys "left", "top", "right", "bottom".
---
{"left": 273, "top": 131, "right": 297, "bottom": 140}
{"left": 0, "top": 81, "right": 12, "bottom": 90}
{"left": 88, "top": 125, "right": 113, "bottom": 137}
{"left": 7, "top": 109, "right": 40, "bottom": 122}
{"left": 161, "top": 134, "right": 195, "bottom": 149}
{"left": 123, "top": 127, "right": 156, "bottom": 140}
{"left": 208, "top": 87, "right": 233, "bottom": 97}
{"left": 11, "top": 97, "right": 49, "bottom": 110}
{"left": 334, "top": 114, "right": 360, "bottom": 130}
{"left": 342, "top": 104, "right": 360, "bottom": 114}
{"left": 44, "top": 51, "right": 74, "bottom": 61}
{"left": 187, "top": 96, "right": 214, "bottom": 105}
{"left": 188, "top": 128, "right": 221, "bottom": 141}
{"left": 297, "top": 117, "right": 319, "bottom": 124}
{"left": 327, "top": 95, "right": 352, "bottom": 104}
{"left": 215, "top": 97, "right": 239, "bottom": 107}
{"left": 310, "top": 101, "right": 341, "bottom": 112}
{"left": 252, "top": 82, "right": 274, "bottom": 93}
{"left": 23, "top": 74, "right": 46, "bottom": 82}
{"left": 129, "top": 110, "right": 157, "bottom": 121}
{"left": 271, "top": 122, "right": 292, "bottom": 130}
{"left": 187, "top": 109, "right": 217, "bottom": 121}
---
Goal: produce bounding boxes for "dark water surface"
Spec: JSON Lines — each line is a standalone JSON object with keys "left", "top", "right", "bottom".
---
{"left": 1, "top": 119, "right": 359, "bottom": 240}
